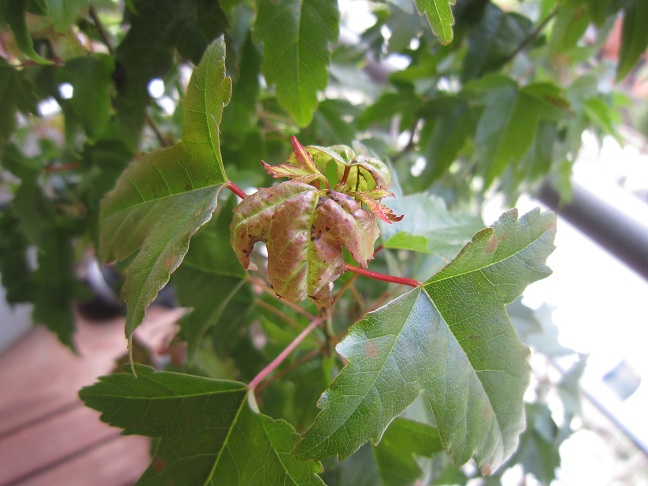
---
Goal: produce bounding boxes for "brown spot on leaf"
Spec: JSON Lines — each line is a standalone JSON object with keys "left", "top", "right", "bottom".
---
{"left": 152, "top": 456, "right": 167, "bottom": 473}
{"left": 365, "top": 341, "right": 379, "bottom": 359}
{"left": 486, "top": 235, "right": 498, "bottom": 253}
{"left": 165, "top": 256, "right": 176, "bottom": 269}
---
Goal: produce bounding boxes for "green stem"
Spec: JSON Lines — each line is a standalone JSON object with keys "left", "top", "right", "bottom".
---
{"left": 345, "top": 263, "right": 421, "bottom": 288}
{"left": 248, "top": 316, "right": 324, "bottom": 391}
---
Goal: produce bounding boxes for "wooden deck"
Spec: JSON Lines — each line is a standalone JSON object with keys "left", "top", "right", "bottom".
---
{"left": 0, "top": 308, "right": 182, "bottom": 486}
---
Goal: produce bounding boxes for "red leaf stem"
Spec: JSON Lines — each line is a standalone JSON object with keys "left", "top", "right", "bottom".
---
{"left": 248, "top": 316, "right": 325, "bottom": 391}
{"left": 225, "top": 180, "right": 247, "bottom": 199}
{"left": 344, "top": 263, "right": 421, "bottom": 288}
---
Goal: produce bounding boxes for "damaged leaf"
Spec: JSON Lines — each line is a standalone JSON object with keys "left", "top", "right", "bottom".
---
{"left": 230, "top": 182, "right": 379, "bottom": 307}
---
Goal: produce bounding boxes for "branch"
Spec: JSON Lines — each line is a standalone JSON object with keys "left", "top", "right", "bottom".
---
{"left": 248, "top": 276, "right": 318, "bottom": 320}
{"left": 248, "top": 316, "right": 325, "bottom": 391}
{"left": 44, "top": 162, "right": 80, "bottom": 173}
{"left": 344, "top": 263, "right": 421, "bottom": 288}
{"left": 88, "top": 5, "right": 115, "bottom": 56}
{"left": 254, "top": 298, "right": 304, "bottom": 332}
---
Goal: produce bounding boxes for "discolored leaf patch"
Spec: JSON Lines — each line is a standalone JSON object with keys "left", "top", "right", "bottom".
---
{"left": 231, "top": 182, "right": 379, "bottom": 307}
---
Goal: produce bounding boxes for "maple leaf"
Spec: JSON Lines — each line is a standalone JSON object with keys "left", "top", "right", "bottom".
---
{"left": 295, "top": 208, "right": 556, "bottom": 474}
{"left": 79, "top": 365, "right": 324, "bottom": 485}
{"left": 230, "top": 182, "right": 379, "bottom": 307}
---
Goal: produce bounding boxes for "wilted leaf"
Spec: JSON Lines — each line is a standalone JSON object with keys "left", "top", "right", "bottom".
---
{"left": 413, "top": 0, "right": 455, "bottom": 45}
{"left": 100, "top": 38, "right": 231, "bottom": 336}
{"left": 295, "top": 209, "right": 556, "bottom": 474}
{"left": 231, "top": 182, "right": 379, "bottom": 307}
{"left": 79, "top": 365, "right": 325, "bottom": 485}
{"left": 255, "top": 0, "right": 339, "bottom": 126}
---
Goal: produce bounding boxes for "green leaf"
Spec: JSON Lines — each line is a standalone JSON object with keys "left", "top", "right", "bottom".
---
{"left": 58, "top": 54, "right": 114, "bottom": 138}
{"left": 221, "top": 31, "right": 261, "bottom": 147}
{"left": 255, "top": 0, "right": 340, "bottom": 126}
{"left": 372, "top": 418, "right": 443, "bottom": 486}
{"left": 617, "top": 0, "right": 648, "bottom": 81}
{"left": 32, "top": 227, "right": 82, "bottom": 350}
{"left": 230, "top": 182, "right": 379, "bottom": 307}
{"left": 506, "top": 403, "right": 561, "bottom": 484}
{"left": 0, "top": 58, "right": 39, "bottom": 140}
{"left": 100, "top": 38, "right": 231, "bottom": 336}
{"left": 309, "top": 99, "right": 360, "bottom": 146}
{"left": 295, "top": 208, "right": 556, "bottom": 474}
{"left": 79, "top": 365, "right": 325, "bottom": 485}
{"left": 462, "top": 4, "right": 533, "bottom": 81}
{"left": 413, "top": 0, "right": 455, "bottom": 45}
{"left": 418, "top": 97, "right": 475, "bottom": 183}
{"left": 0, "top": 0, "right": 52, "bottom": 64}
{"left": 114, "top": 0, "right": 228, "bottom": 145}
{"left": 464, "top": 75, "right": 565, "bottom": 187}
{"left": 0, "top": 210, "right": 31, "bottom": 303}
{"left": 174, "top": 196, "right": 253, "bottom": 359}
{"left": 381, "top": 193, "right": 484, "bottom": 259}
{"left": 47, "top": 0, "right": 90, "bottom": 31}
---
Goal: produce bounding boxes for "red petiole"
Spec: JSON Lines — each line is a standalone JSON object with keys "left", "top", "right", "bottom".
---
{"left": 225, "top": 181, "right": 247, "bottom": 199}
{"left": 345, "top": 263, "right": 421, "bottom": 288}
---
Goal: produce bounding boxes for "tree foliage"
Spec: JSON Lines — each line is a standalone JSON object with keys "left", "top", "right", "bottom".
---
{"left": 1, "top": 0, "right": 646, "bottom": 484}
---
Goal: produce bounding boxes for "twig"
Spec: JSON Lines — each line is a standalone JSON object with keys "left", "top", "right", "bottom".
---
{"left": 345, "top": 263, "right": 421, "bottom": 288}
{"left": 146, "top": 113, "right": 170, "bottom": 148}
{"left": 248, "top": 276, "right": 318, "bottom": 320}
{"left": 44, "top": 162, "right": 80, "bottom": 173}
{"left": 255, "top": 347, "right": 321, "bottom": 393}
{"left": 255, "top": 299, "right": 304, "bottom": 332}
{"left": 88, "top": 5, "right": 115, "bottom": 56}
{"left": 331, "top": 273, "right": 359, "bottom": 306}
{"left": 248, "top": 316, "right": 325, "bottom": 391}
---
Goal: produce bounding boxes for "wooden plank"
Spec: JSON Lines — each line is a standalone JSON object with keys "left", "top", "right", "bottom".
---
{"left": 0, "top": 316, "right": 129, "bottom": 436}
{"left": 19, "top": 434, "right": 150, "bottom": 486}
{"left": 0, "top": 405, "right": 119, "bottom": 485}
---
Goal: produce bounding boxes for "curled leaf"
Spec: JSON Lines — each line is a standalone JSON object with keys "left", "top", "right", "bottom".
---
{"left": 262, "top": 137, "right": 327, "bottom": 185}
{"left": 230, "top": 182, "right": 379, "bottom": 307}
{"left": 350, "top": 189, "right": 404, "bottom": 224}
